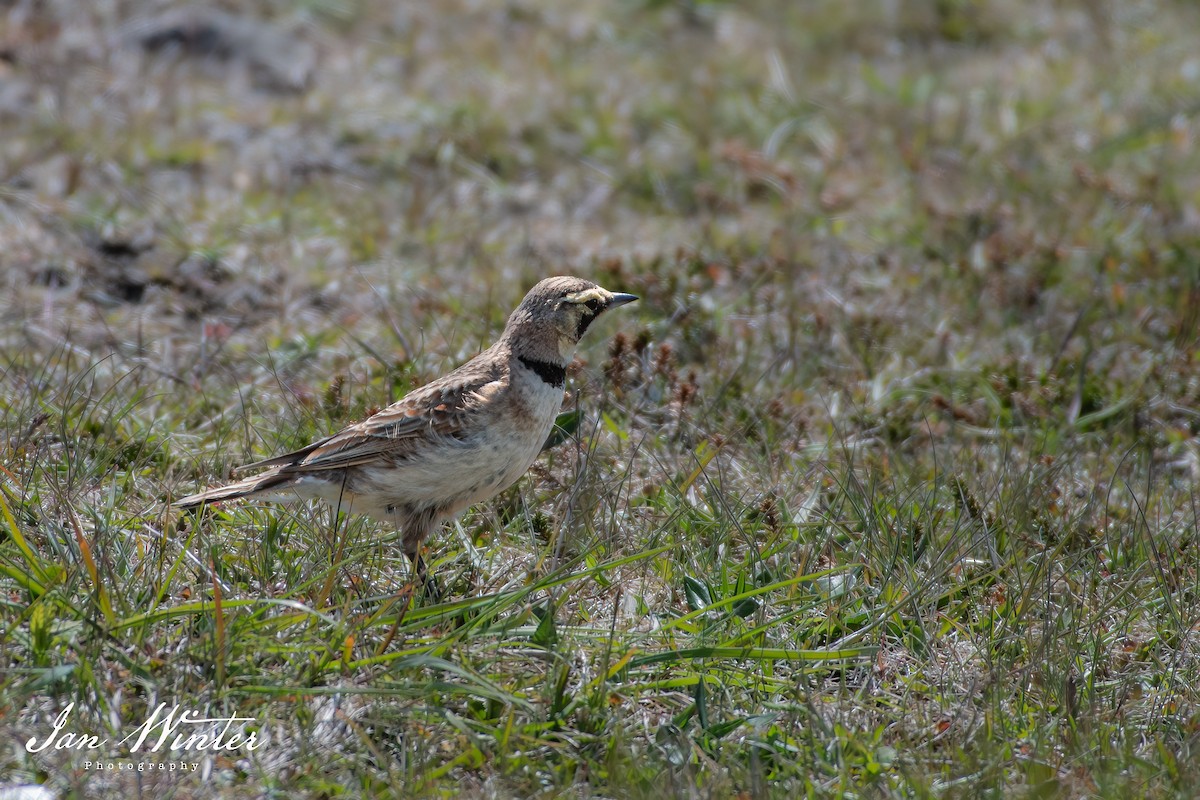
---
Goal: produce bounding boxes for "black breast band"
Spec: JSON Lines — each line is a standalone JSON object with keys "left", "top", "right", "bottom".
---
{"left": 518, "top": 356, "right": 566, "bottom": 388}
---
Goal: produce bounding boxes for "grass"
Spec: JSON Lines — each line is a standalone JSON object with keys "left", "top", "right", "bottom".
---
{"left": 2, "top": 0, "right": 1200, "bottom": 797}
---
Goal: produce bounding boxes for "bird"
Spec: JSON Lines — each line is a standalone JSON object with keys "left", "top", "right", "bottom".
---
{"left": 175, "top": 276, "right": 638, "bottom": 597}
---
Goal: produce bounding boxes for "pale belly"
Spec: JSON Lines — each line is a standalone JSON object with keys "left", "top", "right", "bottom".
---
{"left": 347, "top": 384, "right": 562, "bottom": 520}
{"left": 359, "top": 427, "right": 547, "bottom": 511}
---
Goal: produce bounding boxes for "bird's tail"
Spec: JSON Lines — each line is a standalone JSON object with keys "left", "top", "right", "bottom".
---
{"left": 174, "top": 471, "right": 293, "bottom": 510}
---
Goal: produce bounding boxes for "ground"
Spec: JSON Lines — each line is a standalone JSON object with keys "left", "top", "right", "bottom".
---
{"left": 1, "top": 0, "right": 1199, "bottom": 797}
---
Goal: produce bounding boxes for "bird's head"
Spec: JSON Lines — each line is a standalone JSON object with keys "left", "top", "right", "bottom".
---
{"left": 505, "top": 276, "right": 638, "bottom": 362}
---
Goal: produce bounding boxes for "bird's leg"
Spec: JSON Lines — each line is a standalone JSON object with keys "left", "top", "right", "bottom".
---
{"left": 405, "top": 546, "right": 442, "bottom": 602}
{"left": 398, "top": 508, "right": 445, "bottom": 602}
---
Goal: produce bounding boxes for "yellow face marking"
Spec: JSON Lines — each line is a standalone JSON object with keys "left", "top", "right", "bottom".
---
{"left": 562, "top": 287, "right": 608, "bottom": 305}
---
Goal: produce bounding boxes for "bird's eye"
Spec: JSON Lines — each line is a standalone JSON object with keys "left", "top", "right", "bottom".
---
{"left": 584, "top": 298, "right": 603, "bottom": 313}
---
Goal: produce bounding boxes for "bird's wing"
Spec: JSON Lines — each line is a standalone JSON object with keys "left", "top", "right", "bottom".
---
{"left": 239, "top": 356, "right": 507, "bottom": 474}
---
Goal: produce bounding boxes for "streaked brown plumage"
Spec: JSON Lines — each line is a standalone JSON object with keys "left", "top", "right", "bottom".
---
{"left": 175, "top": 276, "right": 637, "bottom": 595}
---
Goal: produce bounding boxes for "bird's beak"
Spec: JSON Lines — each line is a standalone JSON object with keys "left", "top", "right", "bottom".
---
{"left": 608, "top": 292, "right": 639, "bottom": 309}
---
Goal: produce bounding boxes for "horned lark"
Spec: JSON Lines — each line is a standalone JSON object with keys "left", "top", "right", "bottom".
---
{"left": 175, "top": 276, "right": 637, "bottom": 595}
